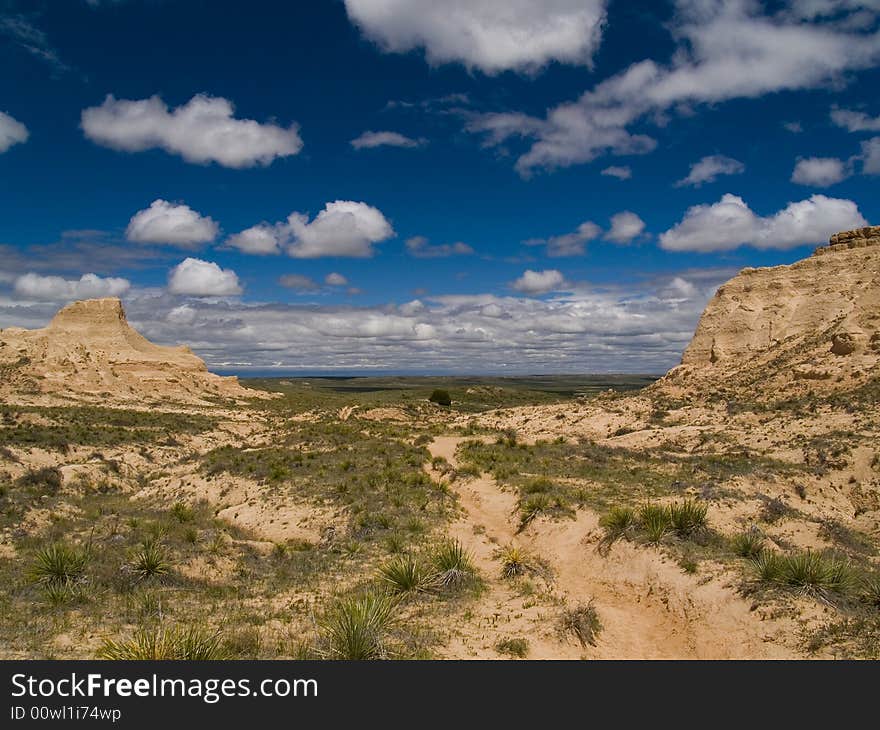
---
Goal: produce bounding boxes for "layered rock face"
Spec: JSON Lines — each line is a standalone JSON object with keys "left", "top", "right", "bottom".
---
{"left": 0, "top": 298, "right": 258, "bottom": 405}
{"left": 662, "top": 227, "right": 880, "bottom": 398}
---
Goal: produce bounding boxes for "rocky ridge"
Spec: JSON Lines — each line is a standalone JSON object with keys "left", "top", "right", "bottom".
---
{"left": 0, "top": 297, "right": 259, "bottom": 405}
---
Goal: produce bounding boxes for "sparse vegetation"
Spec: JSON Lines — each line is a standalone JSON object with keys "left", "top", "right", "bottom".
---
{"left": 752, "top": 550, "right": 856, "bottom": 600}
{"left": 30, "top": 543, "right": 89, "bottom": 585}
{"left": 430, "top": 538, "right": 478, "bottom": 590}
{"left": 559, "top": 602, "right": 602, "bottom": 648}
{"left": 318, "top": 591, "right": 398, "bottom": 660}
{"left": 98, "top": 625, "right": 227, "bottom": 660}
{"left": 731, "top": 528, "right": 765, "bottom": 558}
{"left": 495, "top": 637, "right": 529, "bottom": 658}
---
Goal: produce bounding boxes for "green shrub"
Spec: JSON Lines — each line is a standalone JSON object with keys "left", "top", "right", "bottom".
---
{"left": 495, "top": 637, "right": 529, "bottom": 658}
{"left": 430, "top": 538, "right": 477, "bottom": 590}
{"left": 378, "top": 554, "right": 428, "bottom": 595}
{"left": 428, "top": 389, "right": 452, "bottom": 407}
{"left": 753, "top": 550, "right": 855, "bottom": 597}
{"left": 599, "top": 506, "right": 636, "bottom": 542}
{"left": 132, "top": 538, "right": 171, "bottom": 581}
{"left": 668, "top": 499, "right": 708, "bottom": 538}
{"left": 30, "top": 543, "right": 89, "bottom": 585}
{"left": 752, "top": 550, "right": 784, "bottom": 582}
{"left": 731, "top": 528, "right": 765, "bottom": 558}
{"left": 859, "top": 574, "right": 880, "bottom": 607}
{"left": 559, "top": 601, "right": 602, "bottom": 648}
{"left": 319, "top": 591, "right": 397, "bottom": 660}
{"left": 639, "top": 504, "right": 671, "bottom": 543}
{"left": 98, "top": 625, "right": 227, "bottom": 660}
{"left": 170, "top": 502, "right": 195, "bottom": 523}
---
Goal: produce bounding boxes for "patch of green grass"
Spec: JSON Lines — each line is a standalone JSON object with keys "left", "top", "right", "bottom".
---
{"left": 495, "top": 637, "right": 529, "bottom": 658}
{"left": 730, "top": 528, "right": 765, "bottom": 558}
{"left": 668, "top": 499, "right": 708, "bottom": 538}
{"left": 98, "top": 625, "right": 227, "bottom": 660}
{"left": 639, "top": 504, "right": 672, "bottom": 544}
{"left": 599, "top": 505, "right": 636, "bottom": 543}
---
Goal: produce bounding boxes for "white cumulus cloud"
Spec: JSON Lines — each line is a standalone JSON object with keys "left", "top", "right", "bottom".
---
{"left": 13, "top": 272, "right": 130, "bottom": 301}
{"left": 325, "top": 272, "right": 349, "bottom": 286}
{"left": 0, "top": 111, "right": 28, "bottom": 153}
{"left": 831, "top": 107, "right": 880, "bottom": 132}
{"left": 791, "top": 156, "right": 850, "bottom": 186}
{"left": 511, "top": 269, "right": 567, "bottom": 295}
{"left": 351, "top": 130, "right": 426, "bottom": 149}
{"left": 601, "top": 165, "right": 632, "bottom": 180}
{"left": 81, "top": 94, "right": 303, "bottom": 168}
{"left": 861, "top": 137, "right": 880, "bottom": 175}
{"left": 126, "top": 200, "right": 219, "bottom": 248}
{"left": 167, "top": 258, "right": 242, "bottom": 297}
{"left": 343, "top": 0, "right": 608, "bottom": 74}
{"left": 659, "top": 193, "right": 867, "bottom": 252}
{"left": 675, "top": 155, "right": 745, "bottom": 187}
{"left": 230, "top": 201, "right": 394, "bottom": 259}
{"left": 605, "top": 211, "right": 646, "bottom": 244}
{"left": 466, "top": 1, "right": 880, "bottom": 175}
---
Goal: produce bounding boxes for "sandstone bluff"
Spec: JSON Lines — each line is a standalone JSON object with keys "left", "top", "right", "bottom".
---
{"left": 0, "top": 297, "right": 258, "bottom": 405}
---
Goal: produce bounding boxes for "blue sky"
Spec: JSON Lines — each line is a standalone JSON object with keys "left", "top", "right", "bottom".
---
{"left": 1, "top": 0, "right": 878, "bottom": 373}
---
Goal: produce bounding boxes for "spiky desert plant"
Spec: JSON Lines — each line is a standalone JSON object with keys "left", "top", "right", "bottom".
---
{"left": 377, "top": 554, "right": 428, "bottom": 595}
{"left": 98, "top": 625, "right": 226, "bottom": 660}
{"left": 319, "top": 591, "right": 398, "bottom": 660}
{"left": 639, "top": 503, "right": 671, "bottom": 544}
{"left": 30, "top": 543, "right": 89, "bottom": 585}
{"left": 599, "top": 506, "right": 636, "bottom": 542}
{"left": 731, "top": 528, "right": 765, "bottom": 558}
{"left": 518, "top": 493, "right": 550, "bottom": 532}
{"left": 859, "top": 574, "right": 880, "bottom": 607}
{"left": 780, "top": 551, "right": 855, "bottom": 597}
{"left": 132, "top": 538, "right": 171, "bottom": 581}
{"left": 668, "top": 499, "right": 708, "bottom": 538}
{"left": 752, "top": 549, "right": 784, "bottom": 582}
{"left": 431, "top": 538, "right": 477, "bottom": 589}
{"left": 498, "top": 544, "right": 529, "bottom": 579}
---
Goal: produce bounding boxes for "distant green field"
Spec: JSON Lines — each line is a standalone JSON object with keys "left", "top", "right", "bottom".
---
{"left": 243, "top": 374, "right": 658, "bottom": 413}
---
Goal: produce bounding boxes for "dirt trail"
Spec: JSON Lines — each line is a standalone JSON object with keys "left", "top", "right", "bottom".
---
{"left": 427, "top": 435, "right": 804, "bottom": 659}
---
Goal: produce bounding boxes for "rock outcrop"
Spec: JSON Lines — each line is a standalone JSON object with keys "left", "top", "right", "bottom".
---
{"left": 660, "top": 227, "right": 880, "bottom": 399}
{"left": 0, "top": 298, "right": 259, "bottom": 405}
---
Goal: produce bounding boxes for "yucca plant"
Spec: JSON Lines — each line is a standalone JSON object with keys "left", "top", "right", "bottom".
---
{"left": 780, "top": 551, "right": 854, "bottom": 596}
{"left": 859, "top": 574, "right": 880, "bottom": 607}
{"left": 431, "top": 538, "right": 477, "bottom": 589}
{"left": 599, "top": 506, "right": 636, "bottom": 542}
{"left": 498, "top": 544, "right": 529, "bottom": 579}
{"left": 98, "top": 625, "right": 227, "bottom": 660}
{"left": 132, "top": 538, "right": 171, "bottom": 581}
{"left": 752, "top": 549, "right": 784, "bottom": 582}
{"left": 518, "top": 493, "right": 550, "bottom": 532}
{"left": 639, "top": 503, "right": 671, "bottom": 543}
{"left": 668, "top": 499, "right": 708, "bottom": 538}
{"left": 377, "top": 554, "right": 428, "bottom": 595}
{"left": 731, "top": 528, "right": 765, "bottom": 558}
{"left": 559, "top": 601, "right": 602, "bottom": 648}
{"left": 30, "top": 543, "right": 89, "bottom": 585}
{"left": 319, "top": 591, "right": 398, "bottom": 660}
